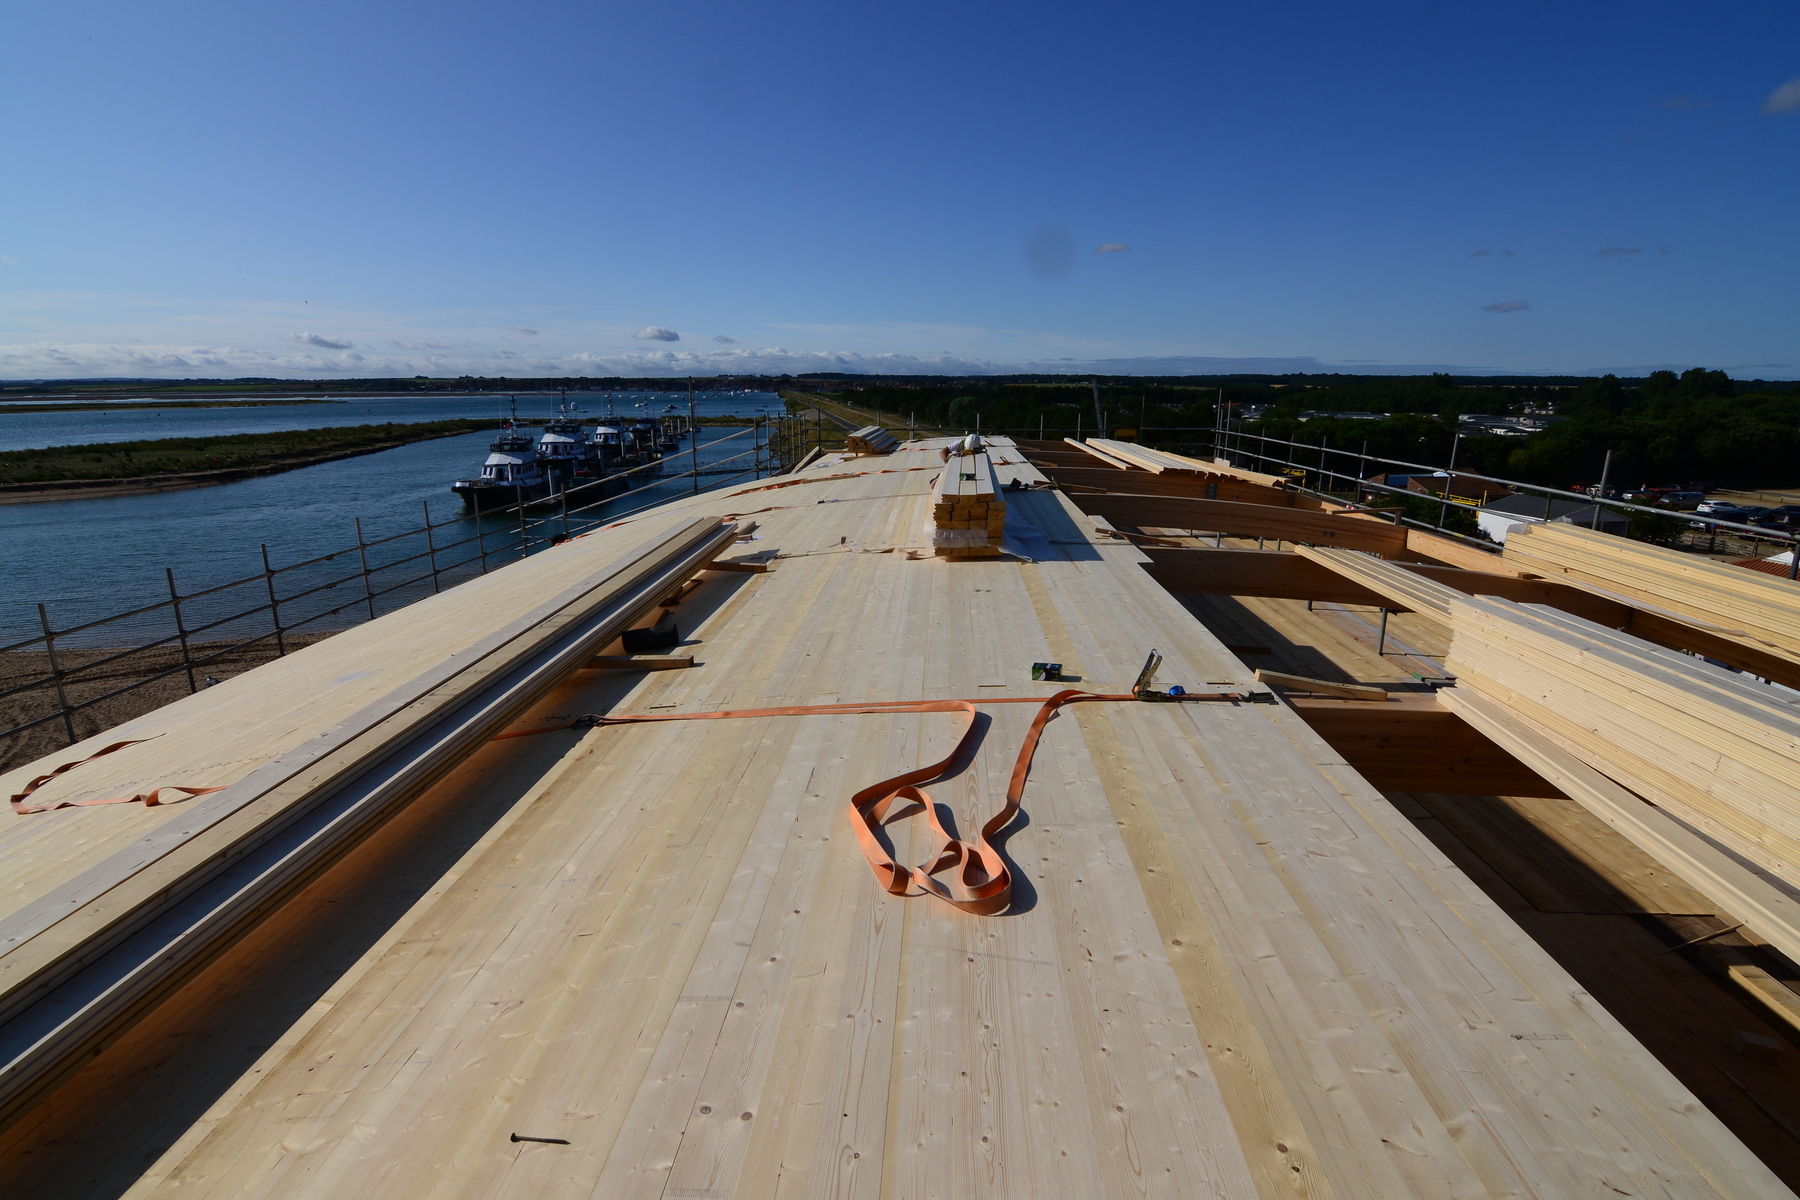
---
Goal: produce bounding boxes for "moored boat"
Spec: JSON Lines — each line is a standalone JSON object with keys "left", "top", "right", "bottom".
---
{"left": 451, "top": 425, "right": 554, "bottom": 509}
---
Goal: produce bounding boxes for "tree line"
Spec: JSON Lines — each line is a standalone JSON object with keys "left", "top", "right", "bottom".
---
{"left": 837, "top": 370, "right": 1798, "bottom": 491}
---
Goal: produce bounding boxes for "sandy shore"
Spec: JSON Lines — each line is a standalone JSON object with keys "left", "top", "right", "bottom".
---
{"left": 0, "top": 633, "right": 336, "bottom": 773}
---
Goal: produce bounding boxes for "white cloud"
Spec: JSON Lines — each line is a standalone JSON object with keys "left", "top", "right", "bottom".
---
{"left": 510, "top": 325, "right": 539, "bottom": 335}
{"left": 0, "top": 255, "right": 15, "bottom": 267}
{"left": 1482, "top": 300, "right": 1530, "bottom": 313}
{"left": 713, "top": 334, "right": 738, "bottom": 344}
{"left": 634, "top": 326, "right": 680, "bottom": 341}
{"left": 1763, "top": 77, "right": 1800, "bottom": 114}
{"left": 0, "top": 341, "right": 370, "bottom": 377}
{"left": 290, "top": 331, "right": 354, "bottom": 349}
{"left": 18, "top": 339, "right": 1757, "bottom": 381}
{"left": 1093, "top": 243, "right": 1131, "bottom": 254}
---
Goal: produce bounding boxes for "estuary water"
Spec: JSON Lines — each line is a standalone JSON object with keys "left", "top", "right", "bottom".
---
{"left": 0, "top": 391, "right": 786, "bottom": 645}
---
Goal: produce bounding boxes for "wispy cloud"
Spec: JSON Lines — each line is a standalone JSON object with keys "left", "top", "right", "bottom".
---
{"left": 289, "top": 331, "right": 354, "bottom": 349}
{"left": 634, "top": 326, "right": 680, "bottom": 342}
{"left": 0, "top": 255, "right": 15, "bottom": 267}
{"left": 1596, "top": 246, "right": 1643, "bottom": 257}
{"left": 1093, "top": 243, "right": 1131, "bottom": 254}
{"left": 1470, "top": 249, "right": 1517, "bottom": 258}
{"left": 1663, "top": 94, "right": 1696, "bottom": 110}
{"left": 1764, "top": 77, "right": 1800, "bottom": 114}
{"left": 0, "top": 342, "right": 368, "bottom": 376}
{"left": 389, "top": 339, "right": 454, "bottom": 350}
{"left": 15, "top": 340, "right": 1769, "bottom": 381}
{"left": 713, "top": 334, "right": 738, "bottom": 344}
{"left": 510, "top": 326, "right": 539, "bottom": 335}
{"left": 1482, "top": 300, "right": 1530, "bottom": 313}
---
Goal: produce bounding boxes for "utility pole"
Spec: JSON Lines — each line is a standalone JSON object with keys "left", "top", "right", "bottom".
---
{"left": 1214, "top": 387, "right": 1225, "bottom": 461}
{"left": 689, "top": 377, "right": 699, "bottom": 494}
{"left": 1091, "top": 378, "right": 1104, "bottom": 438}
{"left": 1438, "top": 433, "right": 1462, "bottom": 531}
{"left": 1591, "top": 449, "right": 1612, "bottom": 530}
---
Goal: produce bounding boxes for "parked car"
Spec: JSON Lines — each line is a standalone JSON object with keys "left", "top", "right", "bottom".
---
{"left": 1658, "top": 491, "right": 1706, "bottom": 510}
{"left": 1767, "top": 505, "right": 1800, "bottom": 528}
{"left": 1695, "top": 499, "right": 1748, "bottom": 517}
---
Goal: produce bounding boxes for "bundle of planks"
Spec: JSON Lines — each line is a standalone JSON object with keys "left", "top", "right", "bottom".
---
{"left": 845, "top": 425, "right": 898, "bottom": 455}
{"left": 1294, "top": 545, "right": 1465, "bottom": 625}
{"left": 1079, "top": 437, "right": 1213, "bottom": 477}
{"left": 1445, "top": 594, "right": 1800, "bottom": 894}
{"left": 1441, "top": 685, "right": 1800, "bottom": 970}
{"left": 1503, "top": 522, "right": 1800, "bottom": 668}
{"left": 926, "top": 449, "right": 1005, "bottom": 556}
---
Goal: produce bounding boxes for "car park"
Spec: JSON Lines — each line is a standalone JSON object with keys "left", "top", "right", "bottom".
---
{"left": 1658, "top": 491, "right": 1706, "bottom": 510}
{"left": 1695, "top": 499, "right": 1748, "bottom": 517}
{"left": 1767, "top": 504, "right": 1800, "bottom": 528}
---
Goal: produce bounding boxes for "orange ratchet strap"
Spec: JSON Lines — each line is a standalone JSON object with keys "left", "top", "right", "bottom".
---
{"left": 9, "top": 735, "right": 225, "bottom": 815}
{"left": 499, "top": 688, "right": 1241, "bottom": 915}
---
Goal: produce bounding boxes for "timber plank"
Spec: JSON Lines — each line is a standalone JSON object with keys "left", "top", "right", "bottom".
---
{"left": 0, "top": 436, "right": 1785, "bottom": 1200}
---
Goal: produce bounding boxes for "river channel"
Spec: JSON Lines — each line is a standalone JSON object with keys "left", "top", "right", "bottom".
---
{"left": 0, "top": 391, "right": 788, "bottom": 645}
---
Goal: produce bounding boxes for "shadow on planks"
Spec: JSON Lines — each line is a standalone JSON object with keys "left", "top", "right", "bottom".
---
{"left": 0, "top": 578, "right": 758, "bottom": 1200}
{"left": 1388, "top": 788, "right": 1800, "bottom": 1185}
{"left": 1171, "top": 580, "right": 1800, "bottom": 1188}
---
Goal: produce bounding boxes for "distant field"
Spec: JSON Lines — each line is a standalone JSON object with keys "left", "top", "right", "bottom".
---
{"left": 0, "top": 419, "right": 492, "bottom": 486}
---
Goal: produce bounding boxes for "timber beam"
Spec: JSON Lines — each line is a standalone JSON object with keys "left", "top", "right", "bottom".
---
{"left": 1071, "top": 494, "right": 1409, "bottom": 557}
{"left": 1034, "top": 465, "right": 1314, "bottom": 508}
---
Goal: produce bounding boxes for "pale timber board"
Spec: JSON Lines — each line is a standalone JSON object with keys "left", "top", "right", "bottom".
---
{"left": 125, "top": 530, "right": 1255, "bottom": 1199}
{"left": 10, "top": 438, "right": 1783, "bottom": 1200}
{"left": 0, "top": 510, "right": 719, "bottom": 925}
{"left": 1031, "top": 561, "right": 1743, "bottom": 1196}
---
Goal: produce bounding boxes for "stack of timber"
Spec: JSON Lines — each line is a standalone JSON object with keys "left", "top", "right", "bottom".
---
{"left": 1294, "top": 545, "right": 1466, "bottom": 624}
{"left": 844, "top": 424, "right": 898, "bottom": 455}
{"left": 1441, "top": 685, "right": 1800, "bottom": 973}
{"left": 1445, "top": 595, "right": 1800, "bottom": 900}
{"left": 1285, "top": 541, "right": 1800, "bottom": 688}
{"left": 0, "top": 434, "right": 1792, "bottom": 1199}
{"left": 1155, "top": 451, "right": 1530, "bottom": 573}
{"left": 926, "top": 447, "right": 1005, "bottom": 556}
{"left": 1504, "top": 522, "right": 1800, "bottom": 671}
{"left": 1081, "top": 437, "right": 1215, "bottom": 477}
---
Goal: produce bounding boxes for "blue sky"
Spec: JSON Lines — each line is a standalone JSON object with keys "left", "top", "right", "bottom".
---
{"left": 2, "top": 0, "right": 1796, "bottom": 379}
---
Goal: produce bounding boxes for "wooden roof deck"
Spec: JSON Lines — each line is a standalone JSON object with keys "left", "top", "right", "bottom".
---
{"left": 0, "top": 438, "right": 1789, "bottom": 1198}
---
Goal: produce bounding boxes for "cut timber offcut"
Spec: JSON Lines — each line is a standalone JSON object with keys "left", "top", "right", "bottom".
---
{"left": 1255, "top": 667, "right": 1389, "bottom": 702}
